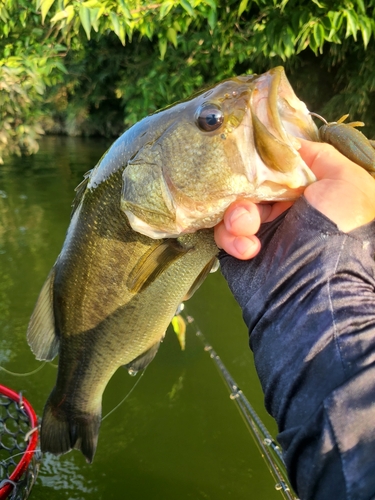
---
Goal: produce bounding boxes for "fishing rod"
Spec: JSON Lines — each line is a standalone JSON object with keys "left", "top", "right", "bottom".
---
{"left": 178, "top": 305, "right": 299, "bottom": 500}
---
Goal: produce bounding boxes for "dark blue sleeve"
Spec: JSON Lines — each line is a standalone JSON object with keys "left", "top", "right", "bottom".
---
{"left": 219, "top": 196, "right": 375, "bottom": 500}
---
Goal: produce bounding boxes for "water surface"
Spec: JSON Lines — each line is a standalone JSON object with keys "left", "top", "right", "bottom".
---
{"left": 0, "top": 136, "right": 283, "bottom": 499}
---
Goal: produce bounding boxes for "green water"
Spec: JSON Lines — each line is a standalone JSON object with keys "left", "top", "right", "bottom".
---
{"left": 0, "top": 136, "right": 283, "bottom": 499}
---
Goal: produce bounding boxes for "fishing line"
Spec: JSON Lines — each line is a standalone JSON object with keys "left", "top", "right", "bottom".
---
{"left": 102, "top": 369, "right": 146, "bottom": 421}
{"left": 1, "top": 448, "right": 41, "bottom": 465}
{"left": 0, "top": 362, "right": 47, "bottom": 377}
{"left": 180, "top": 305, "right": 299, "bottom": 500}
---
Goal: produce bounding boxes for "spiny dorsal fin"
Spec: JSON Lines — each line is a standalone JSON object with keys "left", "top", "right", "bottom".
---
{"left": 71, "top": 169, "right": 92, "bottom": 216}
{"left": 183, "top": 256, "right": 218, "bottom": 301}
{"left": 124, "top": 341, "right": 161, "bottom": 373}
{"left": 27, "top": 268, "right": 59, "bottom": 361}
{"left": 128, "top": 240, "right": 190, "bottom": 294}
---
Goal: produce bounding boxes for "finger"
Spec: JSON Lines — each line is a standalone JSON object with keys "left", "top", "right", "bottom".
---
{"left": 264, "top": 201, "right": 294, "bottom": 222}
{"left": 299, "top": 139, "right": 375, "bottom": 201}
{"left": 214, "top": 221, "right": 262, "bottom": 260}
{"left": 223, "top": 200, "right": 264, "bottom": 236}
{"left": 298, "top": 138, "right": 363, "bottom": 181}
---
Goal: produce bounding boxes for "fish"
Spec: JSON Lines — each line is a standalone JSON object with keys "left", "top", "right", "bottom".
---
{"left": 27, "top": 66, "right": 319, "bottom": 463}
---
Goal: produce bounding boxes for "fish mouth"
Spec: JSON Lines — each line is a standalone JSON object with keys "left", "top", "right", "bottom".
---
{"left": 251, "top": 66, "right": 319, "bottom": 147}
{"left": 238, "top": 66, "right": 318, "bottom": 190}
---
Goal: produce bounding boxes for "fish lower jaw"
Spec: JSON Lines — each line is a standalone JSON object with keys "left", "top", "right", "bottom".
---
{"left": 124, "top": 210, "right": 178, "bottom": 238}
{"left": 125, "top": 204, "right": 230, "bottom": 238}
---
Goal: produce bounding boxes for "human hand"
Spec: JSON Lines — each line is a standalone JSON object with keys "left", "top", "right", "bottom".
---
{"left": 214, "top": 139, "right": 375, "bottom": 260}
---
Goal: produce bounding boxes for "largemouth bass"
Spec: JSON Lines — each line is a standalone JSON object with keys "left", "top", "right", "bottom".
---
{"left": 27, "top": 67, "right": 319, "bottom": 463}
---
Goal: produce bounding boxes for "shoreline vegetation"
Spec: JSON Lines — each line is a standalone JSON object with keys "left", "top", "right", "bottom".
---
{"left": 1, "top": 0, "right": 375, "bottom": 164}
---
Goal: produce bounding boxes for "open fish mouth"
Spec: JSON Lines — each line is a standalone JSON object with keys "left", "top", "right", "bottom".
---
{"left": 239, "top": 66, "right": 319, "bottom": 189}
{"left": 251, "top": 66, "right": 319, "bottom": 146}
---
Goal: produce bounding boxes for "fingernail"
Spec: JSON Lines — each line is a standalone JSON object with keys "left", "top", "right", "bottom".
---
{"left": 228, "top": 206, "right": 253, "bottom": 229}
{"left": 233, "top": 236, "right": 255, "bottom": 256}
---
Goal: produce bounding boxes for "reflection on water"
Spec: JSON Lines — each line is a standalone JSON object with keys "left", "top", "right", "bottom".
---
{"left": 40, "top": 454, "right": 97, "bottom": 497}
{"left": 0, "top": 137, "right": 281, "bottom": 499}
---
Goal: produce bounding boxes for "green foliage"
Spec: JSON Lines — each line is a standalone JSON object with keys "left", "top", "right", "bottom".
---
{"left": 0, "top": 0, "right": 66, "bottom": 162}
{"left": 2, "top": 0, "right": 375, "bottom": 163}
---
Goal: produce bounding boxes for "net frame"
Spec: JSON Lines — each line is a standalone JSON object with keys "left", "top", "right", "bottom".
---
{"left": 0, "top": 384, "right": 39, "bottom": 500}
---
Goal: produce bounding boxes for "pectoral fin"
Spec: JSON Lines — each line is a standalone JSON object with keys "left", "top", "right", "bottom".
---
{"left": 183, "top": 257, "right": 218, "bottom": 301}
{"left": 27, "top": 268, "right": 59, "bottom": 361}
{"left": 128, "top": 240, "right": 190, "bottom": 293}
{"left": 124, "top": 341, "right": 162, "bottom": 373}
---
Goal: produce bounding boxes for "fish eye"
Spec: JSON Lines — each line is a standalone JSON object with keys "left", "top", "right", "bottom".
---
{"left": 195, "top": 104, "right": 224, "bottom": 132}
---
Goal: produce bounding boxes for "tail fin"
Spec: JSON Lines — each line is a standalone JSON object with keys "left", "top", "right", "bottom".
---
{"left": 40, "top": 391, "right": 101, "bottom": 463}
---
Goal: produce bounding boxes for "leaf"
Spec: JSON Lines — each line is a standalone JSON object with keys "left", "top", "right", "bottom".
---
{"left": 238, "top": 0, "right": 249, "bottom": 17}
{"left": 358, "top": 15, "right": 372, "bottom": 48}
{"left": 158, "top": 38, "right": 167, "bottom": 60}
{"left": 66, "top": 4, "right": 74, "bottom": 23}
{"left": 0, "top": 6, "right": 9, "bottom": 23}
{"left": 355, "top": 0, "right": 365, "bottom": 15}
{"left": 344, "top": 8, "right": 358, "bottom": 40}
{"left": 159, "top": 1, "right": 173, "bottom": 19}
{"left": 79, "top": 5, "right": 91, "bottom": 39}
{"left": 311, "top": 0, "right": 325, "bottom": 7}
{"left": 282, "top": 26, "right": 296, "bottom": 58}
{"left": 313, "top": 21, "right": 325, "bottom": 50}
{"left": 81, "top": 0, "right": 101, "bottom": 7}
{"left": 300, "top": 22, "right": 318, "bottom": 55}
{"left": 53, "top": 60, "right": 68, "bottom": 74}
{"left": 203, "top": 0, "right": 217, "bottom": 9}
{"left": 118, "top": 21, "right": 126, "bottom": 45}
{"left": 50, "top": 9, "right": 68, "bottom": 23}
{"left": 180, "top": 0, "right": 195, "bottom": 17}
{"left": 119, "top": 0, "right": 132, "bottom": 20}
{"left": 166, "top": 27, "right": 177, "bottom": 47}
{"left": 40, "top": 0, "right": 56, "bottom": 23}
{"left": 208, "top": 8, "right": 217, "bottom": 29}
{"left": 110, "top": 11, "right": 120, "bottom": 35}
{"left": 90, "top": 8, "right": 100, "bottom": 32}
{"left": 327, "top": 10, "right": 344, "bottom": 40}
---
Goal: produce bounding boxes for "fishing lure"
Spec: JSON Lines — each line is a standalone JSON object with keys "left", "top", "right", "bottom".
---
{"left": 310, "top": 112, "right": 375, "bottom": 176}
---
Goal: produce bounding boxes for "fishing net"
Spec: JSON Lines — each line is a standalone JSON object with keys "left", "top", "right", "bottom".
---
{"left": 0, "top": 384, "right": 41, "bottom": 500}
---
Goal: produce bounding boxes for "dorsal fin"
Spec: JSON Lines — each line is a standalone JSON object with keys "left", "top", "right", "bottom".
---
{"left": 71, "top": 170, "right": 92, "bottom": 216}
{"left": 128, "top": 240, "right": 190, "bottom": 294}
{"left": 27, "top": 268, "right": 59, "bottom": 361}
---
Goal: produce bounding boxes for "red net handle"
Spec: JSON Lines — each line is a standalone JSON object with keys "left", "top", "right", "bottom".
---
{"left": 0, "top": 384, "right": 39, "bottom": 500}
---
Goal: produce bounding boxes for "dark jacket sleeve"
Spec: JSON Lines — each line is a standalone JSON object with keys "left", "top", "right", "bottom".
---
{"left": 219, "top": 196, "right": 375, "bottom": 500}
